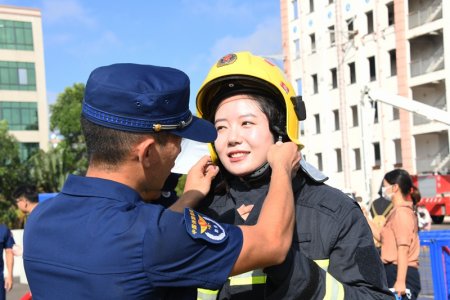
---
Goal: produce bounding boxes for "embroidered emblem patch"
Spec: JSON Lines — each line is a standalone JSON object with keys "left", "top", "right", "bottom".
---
{"left": 217, "top": 53, "right": 237, "bottom": 68}
{"left": 184, "top": 208, "right": 228, "bottom": 244}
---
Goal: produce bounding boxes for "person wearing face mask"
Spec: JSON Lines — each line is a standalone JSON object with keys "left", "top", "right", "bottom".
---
{"left": 195, "top": 52, "right": 393, "bottom": 300}
{"left": 369, "top": 169, "right": 421, "bottom": 300}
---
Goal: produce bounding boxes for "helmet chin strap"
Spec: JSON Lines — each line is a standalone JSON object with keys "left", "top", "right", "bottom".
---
{"left": 240, "top": 135, "right": 282, "bottom": 182}
{"left": 241, "top": 162, "right": 270, "bottom": 181}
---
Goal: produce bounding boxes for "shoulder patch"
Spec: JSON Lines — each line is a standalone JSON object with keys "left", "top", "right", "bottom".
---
{"left": 184, "top": 208, "right": 228, "bottom": 244}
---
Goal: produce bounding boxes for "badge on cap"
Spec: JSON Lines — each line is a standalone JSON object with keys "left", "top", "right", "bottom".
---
{"left": 184, "top": 208, "right": 228, "bottom": 244}
{"left": 217, "top": 53, "right": 237, "bottom": 68}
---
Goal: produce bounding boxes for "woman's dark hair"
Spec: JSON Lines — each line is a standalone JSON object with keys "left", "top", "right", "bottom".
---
{"left": 80, "top": 115, "right": 170, "bottom": 167}
{"left": 384, "top": 168, "right": 419, "bottom": 205}
{"left": 410, "top": 186, "right": 421, "bottom": 206}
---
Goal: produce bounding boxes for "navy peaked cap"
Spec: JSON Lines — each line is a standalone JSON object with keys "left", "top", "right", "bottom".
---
{"left": 82, "top": 63, "right": 217, "bottom": 143}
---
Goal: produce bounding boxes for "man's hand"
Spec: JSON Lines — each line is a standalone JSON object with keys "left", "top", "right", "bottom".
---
{"left": 168, "top": 156, "right": 219, "bottom": 212}
{"left": 184, "top": 155, "right": 219, "bottom": 196}
{"left": 267, "top": 141, "right": 301, "bottom": 178}
{"left": 4, "top": 274, "right": 13, "bottom": 292}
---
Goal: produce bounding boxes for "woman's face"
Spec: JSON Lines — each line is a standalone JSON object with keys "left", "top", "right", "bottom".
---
{"left": 213, "top": 95, "right": 274, "bottom": 177}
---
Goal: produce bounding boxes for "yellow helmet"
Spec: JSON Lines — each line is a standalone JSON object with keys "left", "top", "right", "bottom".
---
{"left": 196, "top": 52, "right": 305, "bottom": 158}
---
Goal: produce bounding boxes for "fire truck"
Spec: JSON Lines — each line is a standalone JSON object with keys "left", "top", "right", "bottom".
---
{"left": 412, "top": 174, "right": 450, "bottom": 224}
{"left": 363, "top": 87, "right": 450, "bottom": 223}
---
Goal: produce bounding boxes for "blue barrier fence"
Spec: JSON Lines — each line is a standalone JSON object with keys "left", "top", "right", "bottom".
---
{"left": 419, "top": 230, "right": 450, "bottom": 300}
{"left": 38, "top": 193, "right": 58, "bottom": 202}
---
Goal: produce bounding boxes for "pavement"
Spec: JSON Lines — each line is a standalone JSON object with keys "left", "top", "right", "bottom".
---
{"left": 6, "top": 277, "right": 30, "bottom": 300}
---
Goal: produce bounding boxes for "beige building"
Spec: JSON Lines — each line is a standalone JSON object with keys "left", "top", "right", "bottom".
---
{"left": 0, "top": 5, "right": 49, "bottom": 161}
{"left": 281, "top": 0, "right": 450, "bottom": 202}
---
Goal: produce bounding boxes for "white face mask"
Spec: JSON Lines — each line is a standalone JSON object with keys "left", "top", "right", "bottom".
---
{"left": 381, "top": 185, "right": 393, "bottom": 201}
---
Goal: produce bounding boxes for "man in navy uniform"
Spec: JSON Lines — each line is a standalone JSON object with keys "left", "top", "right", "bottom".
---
{"left": 23, "top": 63, "right": 300, "bottom": 299}
{"left": 0, "top": 224, "right": 14, "bottom": 300}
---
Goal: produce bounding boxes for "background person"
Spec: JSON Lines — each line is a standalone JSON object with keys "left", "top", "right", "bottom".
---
{"left": 409, "top": 186, "right": 431, "bottom": 231}
{"left": 13, "top": 185, "right": 39, "bottom": 215}
{"left": 0, "top": 224, "right": 14, "bottom": 300}
{"left": 371, "top": 169, "right": 421, "bottom": 299}
{"left": 23, "top": 63, "right": 300, "bottom": 299}
{"left": 195, "top": 51, "right": 392, "bottom": 299}
{"left": 363, "top": 184, "right": 394, "bottom": 254}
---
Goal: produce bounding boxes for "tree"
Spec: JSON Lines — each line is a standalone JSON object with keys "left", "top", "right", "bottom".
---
{"left": 27, "top": 147, "right": 70, "bottom": 192}
{"left": 49, "top": 83, "right": 88, "bottom": 175}
{"left": 50, "top": 83, "right": 84, "bottom": 145}
{"left": 0, "top": 120, "right": 27, "bottom": 228}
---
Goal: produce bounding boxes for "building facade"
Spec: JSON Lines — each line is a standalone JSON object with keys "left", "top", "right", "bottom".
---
{"left": 0, "top": 5, "right": 49, "bottom": 161}
{"left": 281, "top": 0, "right": 450, "bottom": 202}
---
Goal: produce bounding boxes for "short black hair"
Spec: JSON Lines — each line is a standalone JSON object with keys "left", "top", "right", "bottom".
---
{"left": 81, "top": 115, "right": 171, "bottom": 167}
{"left": 12, "top": 185, "right": 38, "bottom": 203}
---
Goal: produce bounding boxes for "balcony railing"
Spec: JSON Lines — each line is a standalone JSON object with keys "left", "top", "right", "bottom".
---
{"left": 410, "top": 46, "right": 444, "bottom": 77}
{"left": 417, "top": 147, "right": 449, "bottom": 174}
{"left": 413, "top": 93, "right": 447, "bottom": 125}
{"left": 409, "top": 0, "right": 442, "bottom": 29}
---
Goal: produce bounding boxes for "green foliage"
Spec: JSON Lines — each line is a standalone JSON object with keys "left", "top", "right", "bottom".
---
{"left": 0, "top": 121, "right": 28, "bottom": 229}
{"left": 27, "top": 147, "right": 70, "bottom": 192}
{"left": 0, "top": 121, "right": 27, "bottom": 200}
{"left": 50, "top": 83, "right": 85, "bottom": 145}
{"left": 49, "top": 83, "right": 88, "bottom": 175}
{"left": 175, "top": 175, "right": 186, "bottom": 196}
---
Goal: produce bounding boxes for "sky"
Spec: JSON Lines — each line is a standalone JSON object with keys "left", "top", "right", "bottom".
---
{"left": 5, "top": 0, "right": 283, "bottom": 111}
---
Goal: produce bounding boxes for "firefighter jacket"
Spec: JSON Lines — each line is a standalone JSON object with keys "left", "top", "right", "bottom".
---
{"left": 197, "top": 163, "right": 394, "bottom": 300}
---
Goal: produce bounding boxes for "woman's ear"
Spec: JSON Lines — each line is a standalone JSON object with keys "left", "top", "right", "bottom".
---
{"left": 392, "top": 183, "right": 400, "bottom": 194}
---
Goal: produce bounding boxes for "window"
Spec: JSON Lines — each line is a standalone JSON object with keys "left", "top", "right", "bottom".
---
{"left": 373, "top": 142, "right": 381, "bottom": 168}
{"left": 309, "top": 0, "right": 314, "bottom": 13}
{"left": 329, "top": 25, "right": 335, "bottom": 46}
{"left": 368, "top": 56, "right": 376, "bottom": 81}
{"left": 331, "top": 68, "right": 337, "bottom": 89}
{"left": 294, "top": 39, "right": 300, "bottom": 59}
{"left": 333, "top": 109, "right": 340, "bottom": 130}
{"left": 348, "top": 62, "right": 356, "bottom": 84}
{"left": 18, "top": 142, "right": 39, "bottom": 162}
{"left": 354, "top": 148, "right": 361, "bottom": 170}
{"left": 351, "top": 105, "right": 359, "bottom": 127}
{"left": 347, "top": 18, "right": 354, "bottom": 34}
{"left": 394, "top": 139, "right": 402, "bottom": 166}
{"left": 314, "top": 113, "right": 321, "bottom": 134}
{"left": 296, "top": 79, "right": 303, "bottom": 95}
{"left": 0, "top": 101, "right": 38, "bottom": 130}
{"left": 310, "top": 34, "right": 316, "bottom": 53}
{"left": 393, "top": 107, "right": 399, "bottom": 120}
{"left": 0, "top": 61, "right": 36, "bottom": 90}
{"left": 389, "top": 49, "right": 397, "bottom": 76}
{"left": 373, "top": 101, "right": 379, "bottom": 123}
{"left": 312, "top": 74, "right": 318, "bottom": 94}
{"left": 366, "top": 11, "right": 374, "bottom": 34}
{"left": 292, "top": 0, "right": 299, "bottom": 20}
{"left": 0, "top": 19, "right": 34, "bottom": 50}
{"left": 336, "top": 148, "right": 343, "bottom": 172}
{"left": 387, "top": 2, "right": 395, "bottom": 26}
{"left": 316, "top": 153, "right": 323, "bottom": 171}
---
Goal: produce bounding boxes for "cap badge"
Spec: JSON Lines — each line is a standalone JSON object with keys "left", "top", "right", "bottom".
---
{"left": 217, "top": 53, "right": 237, "bottom": 68}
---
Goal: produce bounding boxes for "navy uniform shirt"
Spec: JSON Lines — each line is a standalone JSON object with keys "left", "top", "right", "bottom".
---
{"left": 23, "top": 175, "right": 243, "bottom": 299}
{"left": 0, "top": 224, "right": 15, "bottom": 277}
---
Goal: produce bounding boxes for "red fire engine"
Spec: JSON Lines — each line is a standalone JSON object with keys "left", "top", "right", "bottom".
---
{"left": 413, "top": 174, "right": 450, "bottom": 224}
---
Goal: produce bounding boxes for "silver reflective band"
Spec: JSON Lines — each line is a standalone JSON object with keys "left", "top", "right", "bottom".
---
{"left": 153, "top": 115, "right": 193, "bottom": 132}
